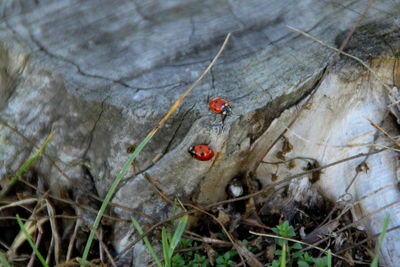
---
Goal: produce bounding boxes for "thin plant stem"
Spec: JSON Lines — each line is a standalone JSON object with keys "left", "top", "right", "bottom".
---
{"left": 80, "top": 33, "right": 231, "bottom": 263}
{"left": 370, "top": 214, "right": 390, "bottom": 267}
{"left": 131, "top": 216, "right": 162, "bottom": 267}
{"left": 16, "top": 214, "right": 49, "bottom": 267}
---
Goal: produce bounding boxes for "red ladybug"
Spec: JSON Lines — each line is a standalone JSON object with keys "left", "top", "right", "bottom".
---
{"left": 188, "top": 145, "right": 215, "bottom": 161}
{"left": 209, "top": 97, "right": 232, "bottom": 115}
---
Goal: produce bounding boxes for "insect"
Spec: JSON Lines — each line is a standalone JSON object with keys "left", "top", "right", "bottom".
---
{"left": 188, "top": 144, "right": 215, "bottom": 161}
{"left": 209, "top": 97, "right": 232, "bottom": 115}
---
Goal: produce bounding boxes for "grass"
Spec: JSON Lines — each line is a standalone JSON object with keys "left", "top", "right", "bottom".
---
{"left": 161, "top": 217, "right": 391, "bottom": 266}
{"left": 1, "top": 129, "right": 393, "bottom": 266}
{"left": 1, "top": 121, "right": 392, "bottom": 266}
{"left": 131, "top": 215, "right": 163, "bottom": 267}
{"left": 0, "top": 132, "right": 53, "bottom": 266}
{"left": 0, "top": 252, "right": 10, "bottom": 267}
{"left": 80, "top": 132, "right": 155, "bottom": 264}
{"left": 1, "top": 6, "right": 395, "bottom": 264}
{"left": 251, "top": 218, "right": 391, "bottom": 267}
{"left": 0, "top": 132, "right": 53, "bottom": 201}
{"left": 16, "top": 214, "right": 49, "bottom": 267}
{"left": 370, "top": 214, "right": 390, "bottom": 267}
{"left": 0, "top": 131, "right": 53, "bottom": 267}
{"left": 131, "top": 214, "right": 189, "bottom": 267}
{"left": 254, "top": 221, "right": 334, "bottom": 267}
{"left": 79, "top": 33, "right": 231, "bottom": 263}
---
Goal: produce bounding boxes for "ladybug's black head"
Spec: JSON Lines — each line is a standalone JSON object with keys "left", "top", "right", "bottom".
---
{"left": 221, "top": 104, "right": 232, "bottom": 115}
{"left": 188, "top": 145, "right": 195, "bottom": 157}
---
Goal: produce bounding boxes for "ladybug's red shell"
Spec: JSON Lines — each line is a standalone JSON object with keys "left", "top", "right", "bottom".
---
{"left": 189, "top": 145, "right": 215, "bottom": 161}
{"left": 209, "top": 97, "right": 231, "bottom": 115}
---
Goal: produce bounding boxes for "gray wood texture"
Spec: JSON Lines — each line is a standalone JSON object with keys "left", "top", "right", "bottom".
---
{"left": 0, "top": 0, "right": 399, "bottom": 265}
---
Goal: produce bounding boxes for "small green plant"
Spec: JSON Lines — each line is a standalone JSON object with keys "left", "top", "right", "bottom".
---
{"left": 215, "top": 250, "right": 237, "bottom": 267}
{"left": 0, "top": 252, "right": 11, "bottom": 267}
{"left": 172, "top": 238, "right": 209, "bottom": 267}
{"left": 80, "top": 33, "right": 231, "bottom": 264}
{"left": 189, "top": 254, "right": 209, "bottom": 267}
{"left": 270, "top": 220, "right": 296, "bottom": 267}
{"left": 269, "top": 221, "right": 329, "bottom": 267}
{"left": 131, "top": 214, "right": 189, "bottom": 267}
{"left": 171, "top": 235, "right": 259, "bottom": 267}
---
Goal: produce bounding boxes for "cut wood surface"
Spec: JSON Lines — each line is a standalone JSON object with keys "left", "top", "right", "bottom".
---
{"left": 0, "top": 0, "right": 399, "bottom": 265}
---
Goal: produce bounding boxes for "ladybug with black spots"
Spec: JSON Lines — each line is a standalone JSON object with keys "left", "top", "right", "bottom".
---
{"left": 188, "top": 144, "right": 215, "bottom": 161}
{"left": 209, "top": 97, "right": 232, "bottom": 115}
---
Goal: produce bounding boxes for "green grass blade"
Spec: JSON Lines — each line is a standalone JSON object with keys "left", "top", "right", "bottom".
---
{"left": 168, "top": 215, "right": 188, "bottom": 259}
{"left": 371, "top": 214, "right": 390, "bottom": 267}
{"left": 16, "top": 132, "right": 54, "bottom": 177}
{"left": 81, "top": 132, "right": 154, "bottom": 262}
{"left": 131, "top": 216, "right": 163, "bottom": 267}
{"left": 280, "top": 242, "right": 286, "bottom": 267}
{"left": 171, "top": 199, "right": 178, "bottom": 217}
{"left": 162, "top": 227, "right": 170, "bottom": 267}
{"left": 169, "top": 199, "right": 178, "bottom": 243}
{"left": 81, "top": 34, "right": 231, "bottom": 263}
{"left": 16, "top": 214, "right": 49, "bottom": 267}
{"left": 0, "top": 133, "right": 53, "bottom": 200}
{"left": 328, "top": 249, "right": 332, "bottom": 267}
{"left": 0, "top": 251, "right": 11, "bottom": 267}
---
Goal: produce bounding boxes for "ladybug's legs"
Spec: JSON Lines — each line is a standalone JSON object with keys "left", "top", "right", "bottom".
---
{"left": 221, "top": 113, "right": 228, "bottom": 125}
{"left": 210, "top": 113, "right": 224, "bottom": 127}
{"left": 214, "top": 104, "right": 231, "bottom": 127}
{"left": 210, "top": 115, "right": 226, "bottom": 135}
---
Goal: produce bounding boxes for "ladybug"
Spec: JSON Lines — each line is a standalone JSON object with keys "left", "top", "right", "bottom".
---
{"left": 209, "top": 97, "right": 232, "bottom": 115}
{"left": 188, "top": 144, "right": 215, "bottom": 161}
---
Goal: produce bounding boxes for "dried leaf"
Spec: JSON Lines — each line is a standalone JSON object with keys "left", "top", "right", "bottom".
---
{"left": 235, "top": 241, "right": 263, "bottom": 267}
{"left": 204, "top": 243, "right": 216, "bottom": 266}
{"left": 301, "top": 220, "right": 340, "bottom": 243}
{"left": 217, "top": 210, "right": 230, "bottom": 225}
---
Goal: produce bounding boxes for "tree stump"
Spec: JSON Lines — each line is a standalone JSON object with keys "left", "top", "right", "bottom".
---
{"left": 0, "top": 0, "right": 399, "bottom": 265}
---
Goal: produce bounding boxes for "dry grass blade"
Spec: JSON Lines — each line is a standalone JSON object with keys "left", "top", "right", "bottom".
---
{"left": 8, "top": 203, "right": 48, "bottom": 258}
{"left": 81, "top": 32, "right": 232, "bottom": 263}
{"left": 66, "top": 219, "right": 81, "bottom": 262}
{"left": 307, "top": 200, "right": 400, "bottom": 255}
{"left": 261, "top": 0, "right": 375, "bottom": 161}
{"left": 27, "top": 223, "right": 44, "bottom": 267}
{"left": 15, "top": 214, "right": 49, "bottom": 267}
{"left": 337, "top": 224, "right": 400, "bottom": 255}
{"left": 115, "top": 146, "right": 391, "bottom": 260}
{"left": 186, "top": 204, "right": 247, "bottom": 267}
{"left": 301, "top": 220, "right": 340, "bottom": 244}
{"left": 0, "top": 198, "right": 38, "bottom": 212}
{"left": 286, "top": 25, "right": 392, "bottom": 94}
{"left": 0, "top": 118, "right": 155, "bottom": 221}
{"left": 18, "top": 178, "right": 128, "bottom": 223}
{"left": 44, "top": 199, "right": 61, "bottom": 264}
{"left": 235, "top": 241, "right": 263, "bottom": 267}
{"left": 250, "top": 231, "right": 352, "bottom": 264}
{"left": 354, "top": 180, "right": 400, "bottom": 205}
{"left": 98, "top": 230, "right": 117, "bottom": 267}
{"left": 45, "top": 236, "right": 54, "bottom": 264}
{"left": 143, "top": 173, "right": 174, "bottom": 205}
{"left": 365, "top": 117, "right": 400, "bottom": 147}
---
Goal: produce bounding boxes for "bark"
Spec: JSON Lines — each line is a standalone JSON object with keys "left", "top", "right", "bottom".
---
{"left": 0, "top": 0, "right": 399, "bottom": 265}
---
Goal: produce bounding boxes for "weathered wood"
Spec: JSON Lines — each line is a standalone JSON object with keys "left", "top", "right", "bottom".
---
{"left": 0, "top": 0, "right": 399, "bottom": 265}
{"left": 256, "top": 23, "right": 400, "bottom": 266}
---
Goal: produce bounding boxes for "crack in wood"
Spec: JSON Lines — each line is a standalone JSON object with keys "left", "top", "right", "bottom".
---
{"left": 82, "top": 94, "right": 111, "bottom": 158}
